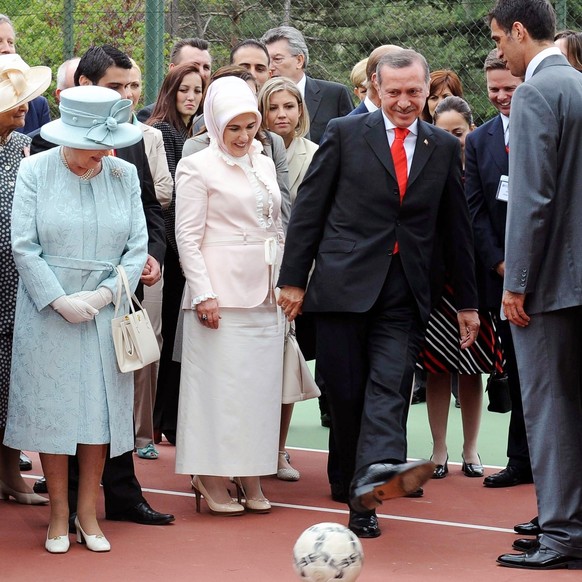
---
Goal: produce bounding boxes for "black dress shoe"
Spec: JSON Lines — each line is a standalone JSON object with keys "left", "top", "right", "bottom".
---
{"left": 411, "top": 385, "right": 426, "bottom": 404}
{"left": 404, "top": 487, "right": 423, "bottom": 498}
{"left": 431, "top": 456, "right": 448, "bottom": 479}
{"left": 350, "top": 459, "right": 434, "bottom": 512}
{"left": 497, "top": 545, "right": 582, "bottom": 570}
{"left": 348, "top": 509, "right": 381, "bottom": 538}
{"left": 19, "top": 452, "right": 32, "bottom": 472}
{"left": 512, "top": 537, "right": 540, "bottom": 552}
{"left": 484, "top": 465, "right": 533, "bottom": 488}
{"left": 461, "top": 454, "right": 483, "bottom": 478}
{"left": 33, "top": 476, "right": 48, "bottom": 494}
{"left": 514, "top": 517, "right": 541, "bottom": 536}
{"left": 106, "top": 501, "right": 175, "bottom": 525}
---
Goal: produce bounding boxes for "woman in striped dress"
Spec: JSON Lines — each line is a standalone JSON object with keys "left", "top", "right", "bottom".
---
{"left": 416, "top": 97, "right": 503, "bottom": 480}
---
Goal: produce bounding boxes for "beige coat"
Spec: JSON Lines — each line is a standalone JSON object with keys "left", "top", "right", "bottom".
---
{"left": 287, "top": 136, "right": 318, "bottom": 204}
{"left": 175, "top": 142, "right": 284, "bottom": 309}
{"left": 140, "top": 122, "right": 173, "bottom": 209}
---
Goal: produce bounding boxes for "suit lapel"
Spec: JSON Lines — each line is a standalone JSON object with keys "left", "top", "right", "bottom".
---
{"left": 487, "top": 115, "right": 508, "bottom": 175}
{"left": 407, "top": 121, "right": 437, "bottom": 189}
{"left": 288, "top": 139, "right": 306, "bottom": 188}
{"left": 304, "top": 77, "right": 322, "bottom": 121}
{"left": 363, "top": 110, "right": 396, "bottom": 181}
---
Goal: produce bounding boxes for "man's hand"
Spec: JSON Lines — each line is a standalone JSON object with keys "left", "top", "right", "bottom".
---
{"left": 457, "top": 310, "right": 480, "bottom": 350}
{"left": 502, "top": 290, "right": 530, "bottom": 327}
{"left": 495, "top": 260, "right": 505, "bottom": 278}
{"left": 278, "top": 286, "right": 305, "bottom": 321}
{"left": 140, "top": 255, "right": 161, "bottom": 287}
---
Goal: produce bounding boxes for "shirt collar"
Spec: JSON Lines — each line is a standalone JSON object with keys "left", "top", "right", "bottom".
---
{"left": 525, "top": 46, "right": 562, "bottom": 81}
{"left": 364, "top": 95, "right": 378, "bottom": 112}
{"left": 295, "top": 74, "right": 307, "bottom": 98}
{"left": 381, "top": 110, "right": 418, "bottom": 136}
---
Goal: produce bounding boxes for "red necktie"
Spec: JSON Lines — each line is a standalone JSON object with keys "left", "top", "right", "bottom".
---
{"left": 391, "top": 127, "right": 409, "bottom": 254}
{"left": 391, "top": 127, "right": 410, "bottom": 202}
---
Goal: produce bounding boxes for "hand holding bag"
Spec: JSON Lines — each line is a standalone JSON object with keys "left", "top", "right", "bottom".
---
{"left": 282, "top": 321, "right": 320, "bottom": 404}
{"left": 112, "top": 265, "right": 160, "bottom": 373}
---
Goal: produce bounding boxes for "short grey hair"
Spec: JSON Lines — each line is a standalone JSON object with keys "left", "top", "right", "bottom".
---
{"left": 0, "top": 14, "right": 14, "bottom": 28}
{"left": 376, "top": 49, "right": 430, "bottom": 86}
{"left": 261, "top": 26, "right": 309, "bottom": 69}
{"left": 56, "top": 57, "right": 80, "bottom": 90}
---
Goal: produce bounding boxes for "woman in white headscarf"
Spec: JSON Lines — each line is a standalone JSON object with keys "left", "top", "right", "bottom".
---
{"left": 174, "top": 77, "right": 284, "bottom": 516}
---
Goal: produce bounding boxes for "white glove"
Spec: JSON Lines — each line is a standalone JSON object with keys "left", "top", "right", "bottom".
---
{"left": 51, "top": 295, "right": 99, "bottom": 323}
{"left": 71, "top": 287, "right": 114, "bottom": 310}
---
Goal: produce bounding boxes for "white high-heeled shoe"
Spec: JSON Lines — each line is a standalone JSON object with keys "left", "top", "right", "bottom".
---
{"left": 233, "top": 478, "right": 271, "bottom": 513}
{"left": 74, "top": 516, "right": 110, "bottom": 552}
{"left": 0, "top": 479, "right": 49, "bottom": 505}
{"left": 277, "top": 451, "right": 300, "bottom": 481}
{"left": 45, "top": 527, "right": 70, "bottom": 554}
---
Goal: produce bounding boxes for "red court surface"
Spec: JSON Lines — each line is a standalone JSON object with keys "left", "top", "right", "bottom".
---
{"left": 2, "top": 445, "right": 580, "bottom": 581}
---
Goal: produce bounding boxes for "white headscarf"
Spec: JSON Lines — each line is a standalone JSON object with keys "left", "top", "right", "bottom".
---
{"left": 203, "top": 76, "right": 262, "bottom": 156}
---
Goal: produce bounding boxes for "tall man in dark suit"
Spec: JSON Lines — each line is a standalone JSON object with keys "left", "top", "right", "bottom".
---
{"left": 490, "top": 0, "right": 582, "bottom": 570}
{"left": 31, "top": 45, "right": 174, "bottom": 528}
{"left": 464, "top": 51, "right": 532, "bottom": 489}
{"left": 261, "top": 25, "right": 353, "bottom": 143}
{"left": 278, "top": 48, "right": 479, "bottom": 538}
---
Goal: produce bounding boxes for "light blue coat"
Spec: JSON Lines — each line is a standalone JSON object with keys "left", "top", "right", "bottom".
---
{"left": 4, "top": 148, "right": 148, "bottom": 457}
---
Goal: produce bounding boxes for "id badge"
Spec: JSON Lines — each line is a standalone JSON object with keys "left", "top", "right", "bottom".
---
{"left": 496, "top": 175, "right": 509, "bottom": 202}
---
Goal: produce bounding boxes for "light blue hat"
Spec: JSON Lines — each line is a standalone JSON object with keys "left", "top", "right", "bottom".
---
{"left": 41, "top": 85, "right": 142, "bottom": 150}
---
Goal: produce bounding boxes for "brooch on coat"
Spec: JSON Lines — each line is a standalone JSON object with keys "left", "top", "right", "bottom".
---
{"left": 111, "top": 166, "right": 125, "bottom": 178}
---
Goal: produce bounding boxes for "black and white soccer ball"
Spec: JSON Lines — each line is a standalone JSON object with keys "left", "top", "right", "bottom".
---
{"left": 292, "top": 522, "right": 364, "bottom": 581}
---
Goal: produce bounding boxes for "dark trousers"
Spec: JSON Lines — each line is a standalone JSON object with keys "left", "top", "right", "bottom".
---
{"left": 497, "top": 318, "right": 531, "bottom": 473}
{"left": 68, "top": 449, "right": 144, "bottom": 516}
{"left": 315, "top": 257, "right": 424, "bottom": 493}
{"left": 153, "top": 247, "right": 185, "bottom": 436}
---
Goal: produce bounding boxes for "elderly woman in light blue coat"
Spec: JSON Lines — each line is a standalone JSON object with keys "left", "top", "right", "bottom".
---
{"left": 3, "top": 86, "right": 148, "bottom": 554}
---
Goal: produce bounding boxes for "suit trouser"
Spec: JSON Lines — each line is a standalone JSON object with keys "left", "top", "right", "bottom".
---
{"left": 134, "top": 277, "right": 164, "bottom": 448}
{"left": 315, "top": 256, "right": 424, "bottom": 491}
{"left": 68, "top": 449, "right": 145, "bottom": 517}
{"left": 496, "top": 319, "right": 531, "bottom": 472}
{"left": 153, "top": 247, "right": 185, "bottom": 436}
{"left": 511, "top": 306, "right": 582, "bottom": 557}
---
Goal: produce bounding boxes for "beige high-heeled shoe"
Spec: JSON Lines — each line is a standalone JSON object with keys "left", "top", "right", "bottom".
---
{"left": 233, "top": 477, "right": 271, "bottom": 514}
{"left": 277, "top": 451, "right": 300, "bottom": 481}
{"left": 191, "top": 476, "right": 245, "bottom": 516}
{"left": 0, "top": 479, "right": 49, "bottom": 505}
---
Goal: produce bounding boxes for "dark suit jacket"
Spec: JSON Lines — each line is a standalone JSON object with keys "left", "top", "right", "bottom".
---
{"left": 464, "top": 115, "right": 507, "bottom": 309}
{"left": 347, "top": 100, "right": 370, "bottom": 116}
{"left": 17, "top": 96, "right": 51, "bottom": 136}
{"left": 278, "top": 110, "right": 477, "bottom": 324}
{"left": 304, "top": 76, "right": 353, "bottom": 144}
{"left": 30, "top": 132, "right": 166, "bottom": 267}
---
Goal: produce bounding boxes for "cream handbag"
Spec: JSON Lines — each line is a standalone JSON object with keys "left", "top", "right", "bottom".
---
{"left": 282, "top": 321, "right": 320, "bottom": 404}
{"left": 111, "top": 265, "right": 160, "bottom": 373}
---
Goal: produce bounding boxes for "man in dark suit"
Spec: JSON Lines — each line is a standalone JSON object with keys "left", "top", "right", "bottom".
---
{"left": 261, "top": 25, "right": 353, "bottom": 143}
{"left": 491, "top": 0, "right": 582, "bottom": 569}
{"left": 32, "top": 46, "right": 173, "bottom": 528}
{"left": 278, "top": 48, "right": 479, "bottom": 538}
{"left": 464, "top": 50, "right": 532, "bottom": 490}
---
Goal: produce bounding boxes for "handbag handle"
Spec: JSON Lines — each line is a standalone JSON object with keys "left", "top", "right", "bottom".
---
{"left": 114, "top": 265, "right": 145, "bottom": 317}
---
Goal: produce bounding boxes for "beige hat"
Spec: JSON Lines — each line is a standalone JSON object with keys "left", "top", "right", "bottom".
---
{"left": 0, "top": 54, "right": 52, "bottom": 114}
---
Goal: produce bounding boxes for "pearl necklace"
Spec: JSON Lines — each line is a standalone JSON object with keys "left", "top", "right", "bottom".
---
{"left": 60, "top": 147, "right": 96, "bottom": 180}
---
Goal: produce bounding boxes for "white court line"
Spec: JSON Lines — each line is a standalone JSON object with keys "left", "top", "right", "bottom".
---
{"left": 138, "top": 486, "right": 514, "bottom": 535}
{"left": 286, "top": 447, "right": 506, "bottom": 470}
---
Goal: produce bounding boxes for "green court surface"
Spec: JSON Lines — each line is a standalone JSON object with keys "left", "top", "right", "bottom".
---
{"left": 287, "top": 373, "right": 510, "bottom": 469}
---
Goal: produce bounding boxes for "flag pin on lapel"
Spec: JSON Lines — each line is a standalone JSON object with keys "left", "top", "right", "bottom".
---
{"left": 424, "top": 139, "right": 429, "bottom": 146}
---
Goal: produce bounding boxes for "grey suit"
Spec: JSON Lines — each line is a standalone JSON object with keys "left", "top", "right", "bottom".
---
{"left": 505, "top": 53, "right": 582, "bottom": 557}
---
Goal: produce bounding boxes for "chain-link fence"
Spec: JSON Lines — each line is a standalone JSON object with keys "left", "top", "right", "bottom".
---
{"left": 3, "top": 0, "right": 581, "bottom": 124}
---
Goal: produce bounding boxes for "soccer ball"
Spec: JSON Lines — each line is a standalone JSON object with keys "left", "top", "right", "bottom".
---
{"left": 292, "top": 522, "right": 364, "bottom": 581}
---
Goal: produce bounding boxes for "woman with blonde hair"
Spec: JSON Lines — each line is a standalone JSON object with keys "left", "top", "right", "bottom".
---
{"left": 258, "top": 77, "right": 318, "bottom": 482}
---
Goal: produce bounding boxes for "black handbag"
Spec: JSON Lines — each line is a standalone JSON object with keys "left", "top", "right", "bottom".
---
{"left": 485, "top": 372, "right": 512, "bottom": 413}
